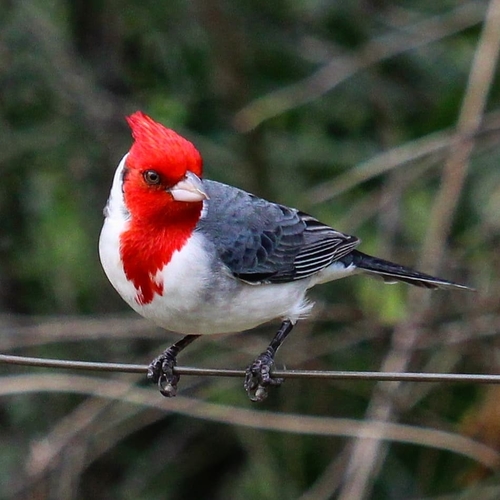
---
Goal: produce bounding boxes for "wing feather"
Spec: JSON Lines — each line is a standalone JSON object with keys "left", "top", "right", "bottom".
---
{"left": 198, "top": 181, "right": 360, "bottom": 284}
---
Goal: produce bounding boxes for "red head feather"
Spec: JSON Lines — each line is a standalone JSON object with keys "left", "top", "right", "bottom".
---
{"left": 126, "top": 111, "right": 202, "bottom": 183}
{"left": 120, "top": 112, "right": 204, "bottom": 305}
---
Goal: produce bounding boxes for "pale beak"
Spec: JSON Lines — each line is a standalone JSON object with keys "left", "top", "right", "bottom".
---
{"left": 169, "top": 171, "right": 209, "bottom": 202}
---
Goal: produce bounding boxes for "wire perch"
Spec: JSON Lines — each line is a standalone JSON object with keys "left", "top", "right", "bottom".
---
{"left": 0, "top": 353, "right": 499, "bottom": 384}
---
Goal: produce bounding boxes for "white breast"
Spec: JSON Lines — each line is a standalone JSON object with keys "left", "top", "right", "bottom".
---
{"left": 100, "top": 222, "right": 313, "bottom": 334}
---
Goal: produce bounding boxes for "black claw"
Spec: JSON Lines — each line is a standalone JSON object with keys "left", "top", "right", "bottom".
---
{"left": 244, "top": 351, "right": 284, "bottom": 402}
{"left": 147, "top": 351, "right": 179, "bottom": 398}
{"left": 147, "top": 335, "right": 200, "bottom": 398}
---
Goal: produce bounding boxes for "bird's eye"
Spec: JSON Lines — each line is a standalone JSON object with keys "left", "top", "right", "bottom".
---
{"left": 143, "top": 170, "right": 161, "bottom": 185}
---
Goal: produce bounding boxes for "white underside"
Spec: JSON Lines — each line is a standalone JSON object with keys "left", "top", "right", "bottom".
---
{"left": 100, "top": 219, "right": 317, "bottom": 334}
{"left": 99, "top": 156, "right": 359, "bottom": 335}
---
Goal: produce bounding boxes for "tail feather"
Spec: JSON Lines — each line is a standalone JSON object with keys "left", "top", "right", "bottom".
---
{"left": 351, "top": 251, "right": 472, "bottom": 290}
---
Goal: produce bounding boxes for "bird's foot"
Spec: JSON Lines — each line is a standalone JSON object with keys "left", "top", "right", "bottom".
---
{"left": 147, "top": 349, "right": 180, "bottom": 397}
{"left": 244, "top": 351, "right": 283, "bottom": 402}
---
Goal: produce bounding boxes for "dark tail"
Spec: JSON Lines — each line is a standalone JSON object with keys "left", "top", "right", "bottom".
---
{"left": 351, "top": 251, "right": 472, "bottom": 290}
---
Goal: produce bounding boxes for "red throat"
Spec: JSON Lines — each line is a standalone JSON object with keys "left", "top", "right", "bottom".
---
{"left": 120, "top": 207, "right": 201, "bottom": 305}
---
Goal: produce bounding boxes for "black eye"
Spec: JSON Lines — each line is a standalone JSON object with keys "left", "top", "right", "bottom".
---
{"left": 143, "top": 170, "right": 161, "bottom": 185}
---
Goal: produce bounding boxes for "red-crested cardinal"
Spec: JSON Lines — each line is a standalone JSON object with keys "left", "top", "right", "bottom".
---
{"left": 99, "top": 112, "right": 470, "bottom": 402}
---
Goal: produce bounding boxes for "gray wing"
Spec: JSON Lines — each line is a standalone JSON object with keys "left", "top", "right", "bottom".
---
{"left": 197, "top": 180, "right": 360, "bottom": 284}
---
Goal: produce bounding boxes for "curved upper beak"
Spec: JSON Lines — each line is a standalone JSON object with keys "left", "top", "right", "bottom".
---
{"left": 169, "top": 171, "right": 209, "bottom": 202}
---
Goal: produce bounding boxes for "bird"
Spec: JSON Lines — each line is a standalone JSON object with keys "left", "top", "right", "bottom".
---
{"left": 99, "top": 111, "right": 471, "bottom": 402}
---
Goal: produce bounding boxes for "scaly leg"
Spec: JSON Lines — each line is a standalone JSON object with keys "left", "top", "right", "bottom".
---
{"left": 148, "top": 334, "right": 201, "bottom": 397}
{"left": 244, "top": 320, "right": 295, "bottom": 402}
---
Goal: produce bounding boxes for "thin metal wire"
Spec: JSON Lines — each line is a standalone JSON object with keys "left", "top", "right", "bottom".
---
{"left": 1, "top": 353, "right": 499, "bottom": 384}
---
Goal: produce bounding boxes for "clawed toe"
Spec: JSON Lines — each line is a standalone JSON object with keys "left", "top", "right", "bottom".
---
{"left": 147, "top": 352, "right": 180, "bottom": 397}
{"left": 244, "top": 351, "right": 283, "bottom": 402}
{"left": 147, "top": 335, "right": 200, "bottom": 397}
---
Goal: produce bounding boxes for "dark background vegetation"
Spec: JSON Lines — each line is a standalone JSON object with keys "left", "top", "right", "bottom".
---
{"left": 1, "top": 0, "right": 500, "bottom": 499}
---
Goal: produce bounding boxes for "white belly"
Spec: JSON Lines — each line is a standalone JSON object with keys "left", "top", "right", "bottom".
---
{"left": 99, "top": 220, "right": 312, "bottom": 335}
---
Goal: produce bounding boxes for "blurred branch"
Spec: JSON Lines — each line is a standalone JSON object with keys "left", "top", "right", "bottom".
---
{"left": 192, "top": 0, "right": 275, "bottom": 197}
{"left": 0, "top": 374, "right": 498, "bottom": 470}
{"left": 337, "top": 3, "right": 500, "bottom": 498}
{"left": 234, "top": 2, "right": 487, "bottom": 132}
{"left": 307, "top": 108, "right": 500, "bottom": 205}
{"left": 0, "top": 314, "right": 162, "bottom": 350}
{"left": 20, "top": 345, "right": 256, "bottom": 497}
{"left": 420, "top": 0, "right": 500, "bottom": 277}
{"left": 16, "top": 1, "right": 125, "bottom": 140}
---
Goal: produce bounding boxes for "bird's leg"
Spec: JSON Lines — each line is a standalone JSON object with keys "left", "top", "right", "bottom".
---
{"left": 245, "top": 320, "right": 295, "bottom": 402}
{"left": 147, "top": 334, "right": 201, "bottom": 397}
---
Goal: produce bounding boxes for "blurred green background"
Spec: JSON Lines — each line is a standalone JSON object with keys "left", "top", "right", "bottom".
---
{"left": 1, "top": 0, "right": 500, "bottom": 499}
